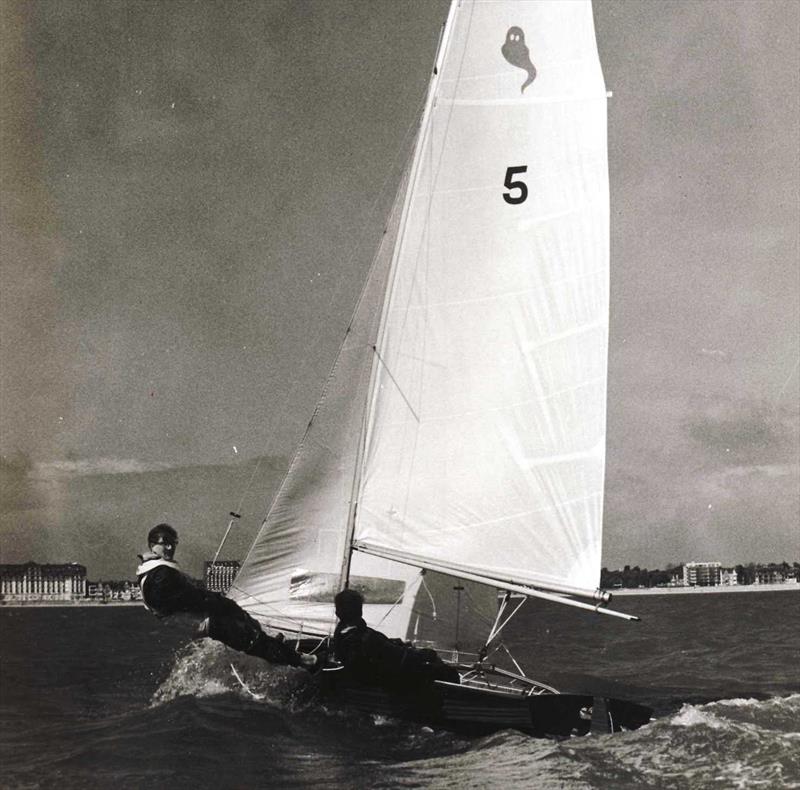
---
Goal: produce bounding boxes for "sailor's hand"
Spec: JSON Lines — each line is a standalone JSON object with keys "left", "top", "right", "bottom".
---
{"left": 299, "top": 652, "right": 320, "bottom": 672}
{"left": 194, "top": 617, "right": 211, "bottom": 640}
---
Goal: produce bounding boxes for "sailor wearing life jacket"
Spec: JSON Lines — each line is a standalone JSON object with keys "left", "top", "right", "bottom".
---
{"left": 137, "top": 523, "right": 318, "bottom": 670}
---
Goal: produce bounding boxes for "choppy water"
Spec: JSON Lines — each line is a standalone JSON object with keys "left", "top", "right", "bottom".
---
{"left": 1, "top": 591, "right": 799, "bottom": 789}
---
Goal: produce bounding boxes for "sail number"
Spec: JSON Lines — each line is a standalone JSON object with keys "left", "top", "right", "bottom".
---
{"left": 503, "top": 165, "right": 528, "bottom": 205}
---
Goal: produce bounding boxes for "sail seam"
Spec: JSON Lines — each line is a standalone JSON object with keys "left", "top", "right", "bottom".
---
{"left": 523, "top": 321, "right": 604, "bottom": 351}
{"left": 410, "top": 172, "right": 607, "bottom": 201}
{"left": 438, "top": 65, "right": 601, "bottom": 85}
{"left": 441, "top": 94, "right": 609, "bottom": 107}
{"left": 387, "top": 271, "right": 606, "bottom": 312}
{"left": 401, "top": 375, "right": 605, "bottom": 424}
{"left": 361, "top": 490, "right": 600, "bottom": 536}
{"left": 522, "top": 441, "right": 604, "bottom": 468}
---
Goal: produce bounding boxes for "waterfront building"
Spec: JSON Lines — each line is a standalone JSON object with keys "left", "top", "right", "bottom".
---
{"left": 683, "top": 561, "right": 722, "bottom": 587}
{"left": 719, "top": 568, "right": 738, "bottom": 586}
{"left": 204, "top": 560, "right": 240, "bottom": 593}
{"left": 86, "top": 580, "right": 142, "bottom": 601}
{"left": 0, "top": 562, "right": 87, "bottom": 602}
{"left": 86, "top": 581, "right": 106, "bottom": 600}
{"left": 755, "top": 567, "right": 788, "bottom": 585}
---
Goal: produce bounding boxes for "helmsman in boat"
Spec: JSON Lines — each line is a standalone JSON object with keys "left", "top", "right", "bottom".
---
{"left": 137, "top": 523, "right": 318, "bottom": 670}
{"left": 332, "top": 588, "right": 459, "bottom": 691}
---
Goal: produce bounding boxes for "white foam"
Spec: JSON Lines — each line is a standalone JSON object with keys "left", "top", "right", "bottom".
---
{"left": 671, "top": 704, "right": 726, "bottom": 730}
{"left": 151, "top": 641, "right": 236, "bottom": 705}
{"left": 150, "top": 640, "right": 308, "bottom": 708}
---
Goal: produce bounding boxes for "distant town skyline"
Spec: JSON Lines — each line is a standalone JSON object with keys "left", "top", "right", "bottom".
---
{"left": 1, "top": 1, "right": 798, "bottom": 578}
{"left": 2, "top": 557, "right": 797, "bottom": 611}
{"left": 3, "top": 554, "right": 799, "bottom": 587}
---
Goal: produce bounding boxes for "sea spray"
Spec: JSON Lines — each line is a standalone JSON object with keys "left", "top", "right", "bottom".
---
{"left": 150, "top": 639, "right": 316, "bottom": 710}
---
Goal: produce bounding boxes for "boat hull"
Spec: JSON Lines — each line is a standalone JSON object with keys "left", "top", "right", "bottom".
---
{"left": 318, "top": 670, "right": 652, "bottom": 738}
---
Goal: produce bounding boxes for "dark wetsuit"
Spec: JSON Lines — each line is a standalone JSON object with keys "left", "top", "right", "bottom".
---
{"left": 333, "top": 617, "right": 459, "bottom": 691}
{"left": 137, "top": 555, "right": 303, "bottom": 667}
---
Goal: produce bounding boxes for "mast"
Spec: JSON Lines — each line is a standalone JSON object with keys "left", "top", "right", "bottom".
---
{"left": 338, "top": 0, "right": 461, "bottom": 591}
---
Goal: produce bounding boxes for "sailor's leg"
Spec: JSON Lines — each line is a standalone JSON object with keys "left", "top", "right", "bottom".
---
{"left": 246, "top": 631, "right": 304, "bottom": 667}
{"left": 201, "top": 605, "right": 316, "bottom": 669}
{"left": 201, "top": 608, "right": 262, "bottom": 652}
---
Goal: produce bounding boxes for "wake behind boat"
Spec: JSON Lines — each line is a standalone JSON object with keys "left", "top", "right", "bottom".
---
{"left": 222, "top": 0, "right": 654, "bottom": 738}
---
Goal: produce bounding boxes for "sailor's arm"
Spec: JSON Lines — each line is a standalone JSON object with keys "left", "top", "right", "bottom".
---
{"left": 144, "top": 566, "right": 211, "bottom": 615}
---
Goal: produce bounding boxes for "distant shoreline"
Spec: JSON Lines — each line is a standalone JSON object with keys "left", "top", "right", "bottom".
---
{"left": 2, "top": 582, "right": 798, "bottom": 608}
{"left": 613, "top": 582, "right": 799, "bottom": 596}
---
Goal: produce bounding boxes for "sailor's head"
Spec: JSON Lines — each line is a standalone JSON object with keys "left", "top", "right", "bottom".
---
{"left": 334, "top": 588, "right": 363, "bottom": 623}
{"left": 148, "top": 523, "right": 178, "bottom": 559}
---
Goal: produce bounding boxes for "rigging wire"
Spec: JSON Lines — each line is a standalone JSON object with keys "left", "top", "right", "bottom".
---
{"left": 485, "top": 594, "right": 526, "bottom": 648}
{"left": 374, "top": 575, "right": 420, "bottom": 628}
{"left": 498, "top": 642, "right": 527, "bottom": 678}
{"left": 419, "top": 571, "right": 438, "bottom": 620}
{"left": 210, "top": 511, "right": 241, "bottom": 568}
{"left": 370, "top": 345, "right": 420, "bottom": 423}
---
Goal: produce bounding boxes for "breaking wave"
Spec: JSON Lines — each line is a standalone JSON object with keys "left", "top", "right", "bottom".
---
{"left": 385, "top": 695, "right": 800, "bottom": 789}
{"left": 555, "top": 694, "right": 800, "bottom": 789}
{"left": 151, "top": 640, "right": 316, "bottom": 711}
{"left": 149, "top": 642, "right": 800, "bottom": 789}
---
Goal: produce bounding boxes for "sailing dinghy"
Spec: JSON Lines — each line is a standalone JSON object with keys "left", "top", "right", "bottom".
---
{"left": 228, "top": 0, "right": 652, "bottom": 737}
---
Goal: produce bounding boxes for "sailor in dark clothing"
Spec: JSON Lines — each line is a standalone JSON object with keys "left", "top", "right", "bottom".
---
{"left": 137, "top": 523, "right": 317, "bottom": 669}
{"left": 332, "top": 588, "right": 459, "bottom": 691}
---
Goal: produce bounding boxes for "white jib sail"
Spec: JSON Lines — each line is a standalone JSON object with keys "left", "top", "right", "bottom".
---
{"left": 229, "top": 165, "right": 424, "bottom": 639}
{"left": 355, "top": 0, "right": 610, "bottom": 597}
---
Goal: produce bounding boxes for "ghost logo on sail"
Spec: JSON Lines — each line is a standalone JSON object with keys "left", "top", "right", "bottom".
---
{"left": 501, "top": 27, "right": 537, "bottom": 93}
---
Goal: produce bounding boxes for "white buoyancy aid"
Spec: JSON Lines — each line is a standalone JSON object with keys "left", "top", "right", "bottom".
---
{"left": 136, "top": 556, "right": 181, "bottom": 612}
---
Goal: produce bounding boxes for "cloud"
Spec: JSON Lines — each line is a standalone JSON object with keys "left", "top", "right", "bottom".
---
{"left": 604, "top": 392, "right": 799, "bottom": 566}
{"left": 0, "top": 452, "right": 43, "bottom": 511}
{"left": 684, "top": 398, "right": 794, "bottom": 455}
{"left": 0, "top": 456, "right": 287, "bottom": 578}
{"left": 33, "top": 458, "right": 173, "bottom": 478}
{"left": 721, "top": 463, "right": 798, "bottom": 479}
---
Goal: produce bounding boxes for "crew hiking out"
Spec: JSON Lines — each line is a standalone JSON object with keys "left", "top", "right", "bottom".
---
{"left": 137, "top": 523, "right": 317, "bottom": 669}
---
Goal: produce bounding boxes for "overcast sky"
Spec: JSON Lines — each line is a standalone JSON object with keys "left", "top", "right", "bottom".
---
{"left": 1, "top": 0, "right": 798, "bottom": 579}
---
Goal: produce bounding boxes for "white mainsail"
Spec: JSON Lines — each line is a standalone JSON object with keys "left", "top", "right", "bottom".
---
{"left": 231, "top": 0, "right": 610, "bottom": 641}
{"left": 355, "top": 0, "right": 609, "bottom": 597}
